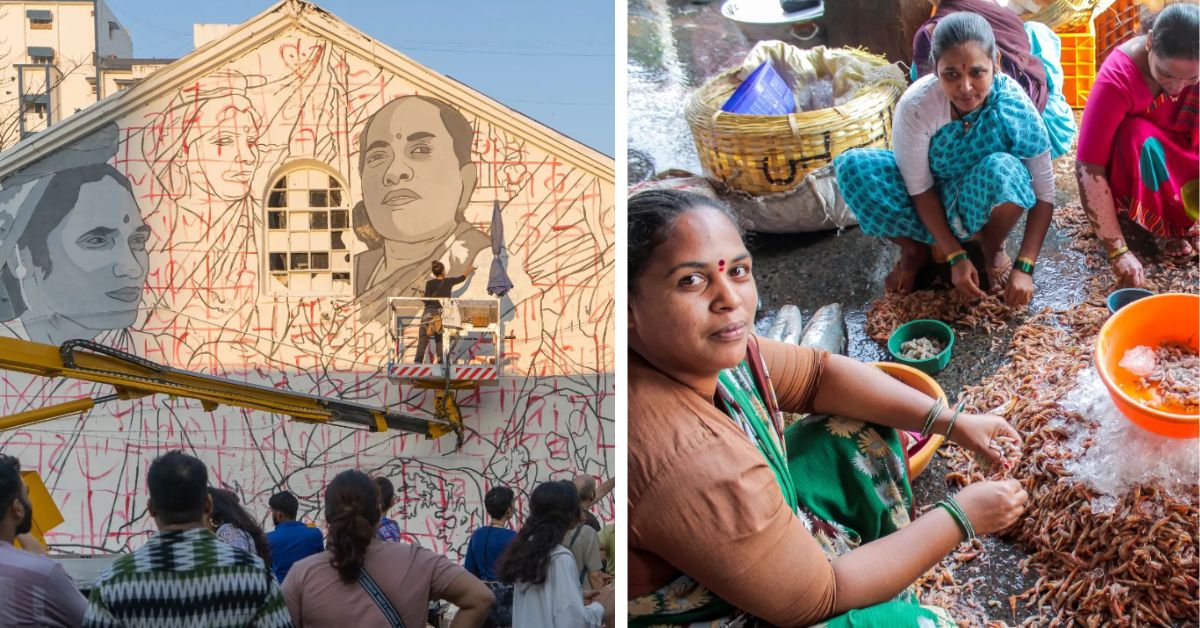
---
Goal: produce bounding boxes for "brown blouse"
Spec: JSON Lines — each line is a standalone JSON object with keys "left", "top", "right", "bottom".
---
{"left": 628, "top": 336, "right": 835, "bottom": 627}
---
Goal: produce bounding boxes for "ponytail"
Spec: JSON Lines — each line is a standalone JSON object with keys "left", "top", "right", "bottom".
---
{"left": 325, "top": 470, "right": 381, "bottom": 582}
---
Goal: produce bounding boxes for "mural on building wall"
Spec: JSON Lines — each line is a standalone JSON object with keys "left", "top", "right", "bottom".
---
{"left": 0, "top": 19, "right": 613, "bottom": 559}
{"left": 354, "top": 96, "right": 488, "bottom": 309}
{"left": 0, "top": 126, "right": 150, "bottom": 345}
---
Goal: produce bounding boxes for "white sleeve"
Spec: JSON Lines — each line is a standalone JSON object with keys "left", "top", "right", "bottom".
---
{"left": 892, "top": 80, "right": 940, "bottom": 197}
{"left": 551, "top": 551, "right": 603, "bottom": 628}
{"left": 1021, "top": 150, "right": 1055, "bottom": 204}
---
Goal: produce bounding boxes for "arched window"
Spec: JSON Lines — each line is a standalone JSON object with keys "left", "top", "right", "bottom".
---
{"left": 264, "top": 166, "right": 356, "bottom": 295}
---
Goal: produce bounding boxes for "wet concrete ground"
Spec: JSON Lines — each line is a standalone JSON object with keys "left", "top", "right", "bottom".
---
{"left": 628, "top": 0, "right": 1118, "bottom": 623}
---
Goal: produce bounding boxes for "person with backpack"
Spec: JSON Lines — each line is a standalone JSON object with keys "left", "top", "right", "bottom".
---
{"left": 563, "top": 482, "right": 607, "bottom": 593}
{"left": 495, "top": 481, "right": 611, "bottom": 628}
{"left": 464, "top": 486, "right": 518, "bottom": 627}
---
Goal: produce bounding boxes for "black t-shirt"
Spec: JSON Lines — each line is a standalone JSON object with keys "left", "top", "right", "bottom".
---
{"left": 423, "top": 275, "right": 467, "bottom": 309}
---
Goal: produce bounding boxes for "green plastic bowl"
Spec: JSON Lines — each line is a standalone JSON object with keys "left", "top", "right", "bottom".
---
{"left": 887, "top": 319, "right": 955, "bottom": 374}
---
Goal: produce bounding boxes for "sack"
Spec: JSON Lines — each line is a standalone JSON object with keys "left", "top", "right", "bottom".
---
{"left": 482, "top": 580, "right": 513, "bottom": 627}
{"left": 441, "top": 304, "right": 463, "bottom": 330}
{"left": 629, "top": 166, "right": 857, "bottom": 234}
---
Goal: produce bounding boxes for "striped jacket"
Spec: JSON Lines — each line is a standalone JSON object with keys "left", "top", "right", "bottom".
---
{"left": 83, "top": 528, "right": 293, "bottom": 628}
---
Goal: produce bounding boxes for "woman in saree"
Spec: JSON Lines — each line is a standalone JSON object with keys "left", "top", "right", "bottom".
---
{"left": 911, "top": 0, "right": 1077, "bottom": 158}
{"left": 627, "top": 188, "right": 1029, "bottom": 627}
{"left": 836, "top": 12, "right": 1054, "bottom": 306}
{"left": 1074, "top": 2, "right": 1199, "bottom": 288}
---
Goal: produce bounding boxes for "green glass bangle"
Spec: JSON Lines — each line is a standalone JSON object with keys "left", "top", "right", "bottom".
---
{"left": 946, "top": 250, "right": 969, "bottom": 266}
{"left": 1013, "top": 257, "right": 1035, "bottom": 275}
{"left": 937, "top": 498, "right": 975, "bottom": 541}
{"left": 952, "top": 498, "right": 975, "bottom": 538}
{"left": 956, "top": 501, "right": 976, "bottom": 539}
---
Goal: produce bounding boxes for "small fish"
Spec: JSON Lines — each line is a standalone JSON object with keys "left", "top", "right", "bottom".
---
{"left": 799, "top": 303, "right": 846, "bottom": 355}
{"left": 765, "top": 304, "right": 803, "bottom": 344}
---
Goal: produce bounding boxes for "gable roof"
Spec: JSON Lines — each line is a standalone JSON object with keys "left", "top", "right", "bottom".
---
{"left": 0, "top": 0, "right": 614, "bottom": 182}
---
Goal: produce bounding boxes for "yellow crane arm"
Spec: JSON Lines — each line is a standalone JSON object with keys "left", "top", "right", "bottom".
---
{"left": 0, "top": 337, "right": 443, "bottom": 436}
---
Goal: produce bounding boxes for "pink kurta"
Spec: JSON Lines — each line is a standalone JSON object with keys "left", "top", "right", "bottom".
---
{"left": 1077, "top": 49, "right": 1199, "bottom": 237}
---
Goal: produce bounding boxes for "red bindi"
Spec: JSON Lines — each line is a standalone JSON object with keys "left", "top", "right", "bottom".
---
{"left": 717, "top": 259, "right": 726, "bottom": 272}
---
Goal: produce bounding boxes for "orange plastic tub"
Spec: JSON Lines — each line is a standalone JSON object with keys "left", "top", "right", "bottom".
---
{"left": 874, "top": 362, "right": 946, "bottom": 478}
{"left": 1094, "top": 292, "right": 1199, "bottom": 438}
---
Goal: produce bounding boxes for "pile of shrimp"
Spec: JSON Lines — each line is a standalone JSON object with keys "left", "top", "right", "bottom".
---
{"left": 869, "top": 209, "right": 1199, "bottom": 625}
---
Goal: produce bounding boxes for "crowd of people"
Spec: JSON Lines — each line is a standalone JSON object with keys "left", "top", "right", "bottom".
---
{"left": 0, "top": 451, "right": 615, "bottom": 627}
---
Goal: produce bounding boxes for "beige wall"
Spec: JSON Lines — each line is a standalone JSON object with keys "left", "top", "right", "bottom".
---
{"left": 0, "top": 0, "right": 133, "bottom": 145}
{"left": 193, "top": 23, "right": 236, "bottom": 49}
{"left": 99, "top": 61, "right": 167, "bottom": 99}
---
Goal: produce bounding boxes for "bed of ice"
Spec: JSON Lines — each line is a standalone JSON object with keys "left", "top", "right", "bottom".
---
{"left": 1058, "top": 367, "right": 1199, "bottom": 514}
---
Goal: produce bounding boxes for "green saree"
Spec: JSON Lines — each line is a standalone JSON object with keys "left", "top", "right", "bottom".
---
{"left": 629, "top": 345, "right": 954, "bottom": 627}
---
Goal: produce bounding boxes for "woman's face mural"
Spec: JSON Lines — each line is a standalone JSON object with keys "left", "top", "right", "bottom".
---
{"left": 184, "top": 96, "right": 262, "bottom": 202}
{"left": 360, "top": 97, "right": 476, "bottom": 243}
{"left": 19, "top": 175, "right": 150, "bottom": 333}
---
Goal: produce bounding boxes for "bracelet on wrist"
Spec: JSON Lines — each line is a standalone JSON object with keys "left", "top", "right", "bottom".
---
{"left": 944, "top": 401, "right": 965, "bottom": 439}
{"left": 920, "top": 398, "right": 946, "bottom": 440}
{"left": 937, "top": 497, "right": 976, "bottom": 542}
{"left": 1107, "top": 245, "right": 1130, "bottom": 261}
{"left": 1013, "top": 256, "right": 1035, "bottom": 275}
{"left": 945, "top": 250, "right": 969, "bottom": 267}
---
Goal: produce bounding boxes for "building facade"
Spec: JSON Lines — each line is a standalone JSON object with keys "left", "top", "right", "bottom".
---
{"left": 0, "top": 0, "right": 613, "bottom": 557}
{"left": 0, "top": 0, "right": 145, "bottom": 145}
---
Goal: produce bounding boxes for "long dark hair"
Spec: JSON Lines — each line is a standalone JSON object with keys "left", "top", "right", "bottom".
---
{"left": 374, "top": 476, "right": 395, "bottom": 515}
{"left": 495, "top": 480, "right": 580, "bottom": 585}
{"left": 627, "top": 189, "right": 744, "bottom": 292}
{"left": 326, "top": 470, "right": 380, "bottom": 582}
{"left": 208, "top": 488, "right": 272, "bottom": 568}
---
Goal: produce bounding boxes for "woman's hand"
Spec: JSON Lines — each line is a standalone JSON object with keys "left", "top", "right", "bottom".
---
{"left": 598, "top": 584, "right": 616, "bottom": 627}
{"left": 1111, "top": 250, "right": 1145, "bottom": 288}
{"left": 951, "top": 261, "right": 987, "bottom": 299}
{"left": 955, "top": 479, "right": 1028, "bottom": 535}
{"left": 949, "top": 413, "right": 1022, "bottom": 468}
{"left": 1004, "top": 270, "right": 1034, "bottom": 307}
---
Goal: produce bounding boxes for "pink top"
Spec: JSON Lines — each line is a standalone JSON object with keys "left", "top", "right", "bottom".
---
{"left": 282, "top": 539, "right": 467, "bottom": 628}
{"left": 1077, "top": 49, "right": 1200, "bottom": 166}
{"left": 0, "top": 542, "right": 87, "bottom": 628}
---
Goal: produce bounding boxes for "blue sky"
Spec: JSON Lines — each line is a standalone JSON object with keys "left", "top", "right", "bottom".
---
{"left": 104, "top": 0, "right": 615, "bottom": 155}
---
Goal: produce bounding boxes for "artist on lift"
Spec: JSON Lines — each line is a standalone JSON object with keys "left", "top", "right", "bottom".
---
{"left": 415, "top": 260, "right": 475, "bottom": 363}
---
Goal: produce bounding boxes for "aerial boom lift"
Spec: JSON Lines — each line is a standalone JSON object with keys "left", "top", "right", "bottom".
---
{"left": 0, "top": 336, "right": 445, "bottom": 435}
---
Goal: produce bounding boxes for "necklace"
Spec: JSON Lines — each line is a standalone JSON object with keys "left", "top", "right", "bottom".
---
{"left": 950, "top": 102, "right": 972, "bottom": 131}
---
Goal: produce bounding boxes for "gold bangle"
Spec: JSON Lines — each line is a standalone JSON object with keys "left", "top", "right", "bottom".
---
{"left": 1107, "top": 245, "right": 1130, "bottom": 260}
{"left": 946, "top": 250, "right": 969, "bottom": 266}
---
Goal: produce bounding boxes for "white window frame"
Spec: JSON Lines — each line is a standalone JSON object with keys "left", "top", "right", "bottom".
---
{"left": 263, "top": 164, "right": 355, "bottom": 298}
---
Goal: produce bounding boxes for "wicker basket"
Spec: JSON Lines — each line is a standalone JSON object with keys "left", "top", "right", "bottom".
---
{"left": 1022, "top": 0, "right": 1105, "bottom": 32}
{"left": 685, "top": 46, "right": 904, "bottom": 196}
